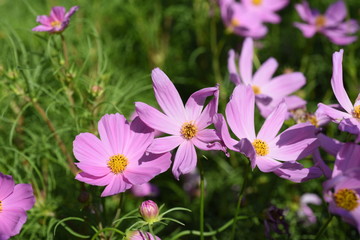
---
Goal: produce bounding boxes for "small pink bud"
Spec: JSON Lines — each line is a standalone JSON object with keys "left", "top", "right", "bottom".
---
{"left": 139, "top": 200, "right": 159, "bottom": 224}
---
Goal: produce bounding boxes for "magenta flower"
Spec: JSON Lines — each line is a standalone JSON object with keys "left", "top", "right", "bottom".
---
{"left": 323, "top": 143, "right": 360, "bottom": 232}
{"left": 297, "top": 193, "right": 322, "bottom": 225}
{"left": 127, "top": 230, "right": 161, "bottom": 240}
{"left": 131, "top": 183, "right": 159, "bottom": 198}
{"left": 0, "top": 173, "right": 35, "bottom": 240}
{"left": 219, "top": 0, "right": 268, "bottom": 38}
{"left": 318, "top": 50, "right": 360, "bottom": 142}
{"left": 215, "top": 85, "right": 318, "bottom": 176}
{"left": 32, "top": 6, "right": 79, "bottom": 33}
{"left": 241, "top": 0, "right": 289, "bottom": 24}
{"left": 136, "top": 68, "right": 224, "bottom": 179}
{"left": 228, "top": 38, "right": 306, "bottom": 117}
{"left": 73, "top": 114, "right": 171, "bottom": 197}
{"left": 294, "top": 1, "right": 359, "bottom": 45}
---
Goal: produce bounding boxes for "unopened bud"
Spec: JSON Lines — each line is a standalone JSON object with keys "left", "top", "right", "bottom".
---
{"left": 139, "top": 200, "right": 159, "bottom": 224}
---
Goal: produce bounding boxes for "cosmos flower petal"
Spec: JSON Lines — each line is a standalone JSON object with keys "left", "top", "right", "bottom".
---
{"left": 151, "top": 68, "right": 186, "bottom": 122}
{"left": 32, "top": 25, "right": 54, "bottom": 32}
{"left": 196, "top": 129, "right": 221, "bottom": 142}
{"left": 261, "top": 72, "right": 306, "bottom": 99}
{"left": 293, "top": 23, "right": 317, "bottom": 38}
{"left": 75, "top": 172, "right": 113, "bottom": 186}
{"left": 273, "top": 162, "right": 323, "bottom": 183}
{"left": 172, "top": 141, "right": 197, "bottom": 180}
{"left": 225, "top": 85, "right": 256, "bottom": 140}
{"left": 192, "top": 137, "right": 225, "bottom": 152}
{"left": 50, "top": 6, "right": 66, "bottom": 22}
{"left": 270, "top": 137, "right": 318, "bottom": 161}
{"left": 35, "top": 15, "right": 52, "bottom": 26}
{"left": 228, "top": 50, "right": 241, "bottom": 85}
{"left": 239, "top": 38, "right": 253, "bottom": 84}
{"left": 185, "top": 86, "right": 218, "bottom": 121}
{"left": 333, "top": 143, "right": 360, "bottom": 178}
{"left": 338, "top": 118, "right": 360, "bottom": 136}
{"left": 73, "top": 132, "right": 110, "bottom": 166}
{"left": 257, "top": 102, "right": 287, "bottom": 142}
{"left": 313, "top": 150, "right": 332, "bottom": 179}
{"left": 64, "top": 6, "right": 80, "bottom": 19}
{"left": 147, "top": 136, "right": 184, "bottom": 154}
{"left": 295, "top": 1, "right": 313, "bottom": 22}
{"left": 325, "top": 0, "right": 346, "bottom": 23}
{"left": 2, "top": 184, "right": 35, "bottom": 211}
{"left": 0, "top": 208, "right": 25, "bottom": 238}
{"left": 331, "top": 50, "right": 353, "bottom": 113}
{"left": 317, "top": 133, "right": 343, "bottom": 156}
{"left": 234, "top": 138, "right": 256, "bottom": 169}
{"left": 135, "top": 102, "right": 180, "bottom": 135}
{"left": 101, "top": 175, "right": 132, "bottom": 197}
{"left": 213, "top": 114, "right": 239, "bottom": 152}
{"left": 0, "top": 173, "right": 14, "bottom": 200}
{"left": 317, "top": 103, "right": 351, "bottom": 123}
{"left": 252, "top": 57, "right": 278, "bottom": 86}
{"left": 255, "top": 156, "right": 283, "bottom": 172}
{"left": 195, "top": 87, "right": 219, "bottom": 130}
{"left": 75, "top": 163, "right": 110, "bottom": 177}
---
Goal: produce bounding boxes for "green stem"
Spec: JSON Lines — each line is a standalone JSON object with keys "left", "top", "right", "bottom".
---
{"left": 90, "top": 227, "right": 125, "bottom": 240}
{"left": 199, "top": 158, "right": 205, "bottom": 240}
{"left": 314, "top": 215, "right": 333, "bottom": 240}
{"left": 149, "top": 224, "right": 156, "bottom": 240}
{"left": 230, "top": 158, "right": 250, "bottom": 239}
{"left": 60, "top": 34, "right": 69, "bottom": 67}
{"left": 170, "top": 216, "right": 249, "bottom": 240}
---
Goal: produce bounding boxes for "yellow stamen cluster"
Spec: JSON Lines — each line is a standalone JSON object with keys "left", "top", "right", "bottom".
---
{"left": 307, "top": 115, "right": 318, "bottom": 127}
{"left": 353, "top": 105, "right": 360, "bottom": 119}
{"left": 315, "top": 15, "right": 326, "bottom": 29}
{"left": 334, "top": 188, "right": 359, "bottom": 211}
{"left": 231, "top": 18, "right": 240, "bottom": 27}
{"left": 51, "top": 20, "right": 62, "bottom": 28}
{"left": 0, "top": 201, "right": 2, "bottom": 212}
{"left": 181, "top": 122, "right": 198, "bottom": 140}
{"left": 252, "top": 139, "right": 269, "bottom": 156}
{"left": 252, "top": 0, "right": 263, "bottom": 6}
{"left": 107, "top": 154, "right": 128, "bottom": 174}
{"left": 252, "top": 85, "right": 261, "bottom": 95}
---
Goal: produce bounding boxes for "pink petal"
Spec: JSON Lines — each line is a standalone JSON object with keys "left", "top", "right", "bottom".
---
{"left": 262, "top": 72, "right": 306, "bottom": 99}
{"left": 75, "top": 172, "right": 113, "bottom": 186}
{"left": 234, "top": 138, "right": 256, "bottom": 169}
{"left": 196, "top": 129, "right": 220, "bottom": 142}
{"left": 73, "top": 132, "right": 110, "bottom": 167}
{"left": 252, "top": 57, "right": 278, "bottom": 86}
{"left": 317, "top": 103, "right": 351, "bottom": 123}
{"left": 313, "top": 150, "right": 332, "bottom": 179}
{"left": 270, "top": 137, "right": 318, "bottom": 161}
{"left": 255, "top": 156, "right": 283, "bottom": 172}
{"left": 195, "top": 87, "right": 219, "bottom": 130}
{"left": 101, "top": 175, "right": 132, "bottom": 197}
{"left": 50, "top": 6, "right": 66, "bottom": 22}
{"left": 331, "top": 50, "right": 353, "bottom": 114}
{"left": 151, "top": 68, "right": 186, "bottom": 122}
{"left": 135, "top": 102, "right": 180, "bottom": 135}
{"left": 0, "top": 208, "right": 25, "bottom": 237}
{"left": 2, "top": 184, "right": 34, "bottom": 211}
{"left": 317, "top": 133, "right": 343, "bottom": 156}
{"left": 273, "top": 162, "right": 323, "bottom": 182}
{"left": 257, "top": 102, "right": 287, "bottom": 142}
{"left": 64, "top": 6, "right": 80, "bottom": 20}
{"left": 295, "top": 2, "right": 313, "bottom": 22}
{"left": 338, "top": 117, "right": 360, "bottom": 135}
{"left": 36, "top": 15, "right": 52, "bottom": 26}
{"left": 333, "top": 143, "right": 360, "bottom": 177}
{"left": 32, "top": 25, "right": 54, "bottom": 32}
{"left": 0, "top": 173, "right": 14, "bottom": 201}
{"left": 131, "top": 183, "right": 159, "bottom": 197}
{"left": 125, "top": 152, "right": 171, "bottom": 184}
{"left": 75, "top": 162, "right": 110, "bottom": 177}
{"left": 225, "top": 85, "right": 256, "bottom": 140}
{"left": 147, "top": 136, "right": 184, "bottom": 154}
{"left": 325, "top": 1, "right": 346, "bottom": 23}
{"left": 172, "top": 141, "right": 197, "bottom": 180}
{"left": 239, "top": 38, "right": 253, "bottom": 84}
{"left": 284, "top": 95, "right": 307, "bottom": 110}
{"left": 185, "top": 86, "right": 218, "bottom": 121}
{"left": 294, "top": 23, "right": 317, "bottom": 38}
{"left": 228, "top": 49, "right": 238, "bottom": 75}
{"left": 213, "top": 114, "right": 239, "bottom": 152}
{"left": 191, "top": 137, "right": 225, "bottom": 152}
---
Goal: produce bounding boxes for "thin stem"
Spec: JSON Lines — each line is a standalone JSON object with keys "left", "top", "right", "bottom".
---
{"left": 170, "top": 216, "right": 249, "bottom": 240}
{"left": 60, "top": 34, "right": 69, "bottom": 67}
{"left": 149, "top": 224, "right": 156, "bottom": 240}
{"left": 230, "top": 157, "right": 250, "bottom": 239}
{"left": 198, "top": 157, "right": 205, "bottom": 240}
{"left": 314, "top": 215, "right": 333, "bottom": 240}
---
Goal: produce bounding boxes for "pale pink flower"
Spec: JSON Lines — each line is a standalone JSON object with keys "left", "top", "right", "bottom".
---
{"left": 241, "top": 0, "right": 289, "bottom": 24}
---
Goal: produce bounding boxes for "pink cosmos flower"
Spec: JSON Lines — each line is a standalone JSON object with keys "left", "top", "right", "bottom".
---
{"left": 228, "top": 38, "right": 306, "bottom": 117}
{"left": 294, "top": 1, "right": 359, "bottom": 45}
{"left": 127, "top": 230, "right": 161, "bottom": 240}
{"left": 136, "top": 68, "right": 224, "bottom": 179}
{"left": 241, "top": 0, "right": 289, "bottom": 24}
{"left": 0, "top": 173, "right": 35, "bottom": 240}
{"left": 32, "top": 6, "right": 79, "bottom": 33}
{"left": 219, "top": 0, "right": 268, "bottom": 38}
{"left": 131, "top": 183, "right": 159, "bottom": 198}
{"left": 73, "top": 114, "right": 171, "bottom": 197}
{"left": 318, "top": 50, "right": 360, "bottom": 142}
{"left": 297, "top": 193, "right": 322, "bottom": 225}
{"left": 215, "top": 85, "right": 318, "bottom": 177}
{"left": 323, "top": 143, "right": 360, "bottom": 232}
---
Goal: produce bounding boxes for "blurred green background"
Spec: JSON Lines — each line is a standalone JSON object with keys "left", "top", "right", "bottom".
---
{"left": 0, "top": 0, "right": 359, "bottom": 239}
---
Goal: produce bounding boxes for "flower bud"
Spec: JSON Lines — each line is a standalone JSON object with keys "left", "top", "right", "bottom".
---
{"left": 139, "top": 200, "right": 159, "bottom": 224}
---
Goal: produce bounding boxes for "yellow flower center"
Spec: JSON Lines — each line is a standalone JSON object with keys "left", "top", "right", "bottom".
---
{"left": 0, "top": 201, "right": 2, "bottom": 212}
{"left": 315, "top": 15, "right": 326, "bottom": 29}
{"left": 353, "top": 105, "right": 360, "bottom": 119}
{"left": 231, "top": 18, "right": 240, "bottom": 28}
{"left": 51, "top": 20, "right": 62, "bottom": 28}
{"left": 307, "top": 115, "right": 318, "bottom": 127}
{"left": 252, "top": 139, "right": 269, "bottom": 156}
{"left": 252, "top": 85, "right": 261, "bottom": 95}
{"left": 334, "top": 188, "right": 359, "bottom": 211}
{"left": 252, "top": 0, "right": 262, "bottom": 6}
{"left": 107, "top": 154, "right": 128, "bottom": 174}
{"left": 181, "top": 122, "right": 198, "bottom": 140}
